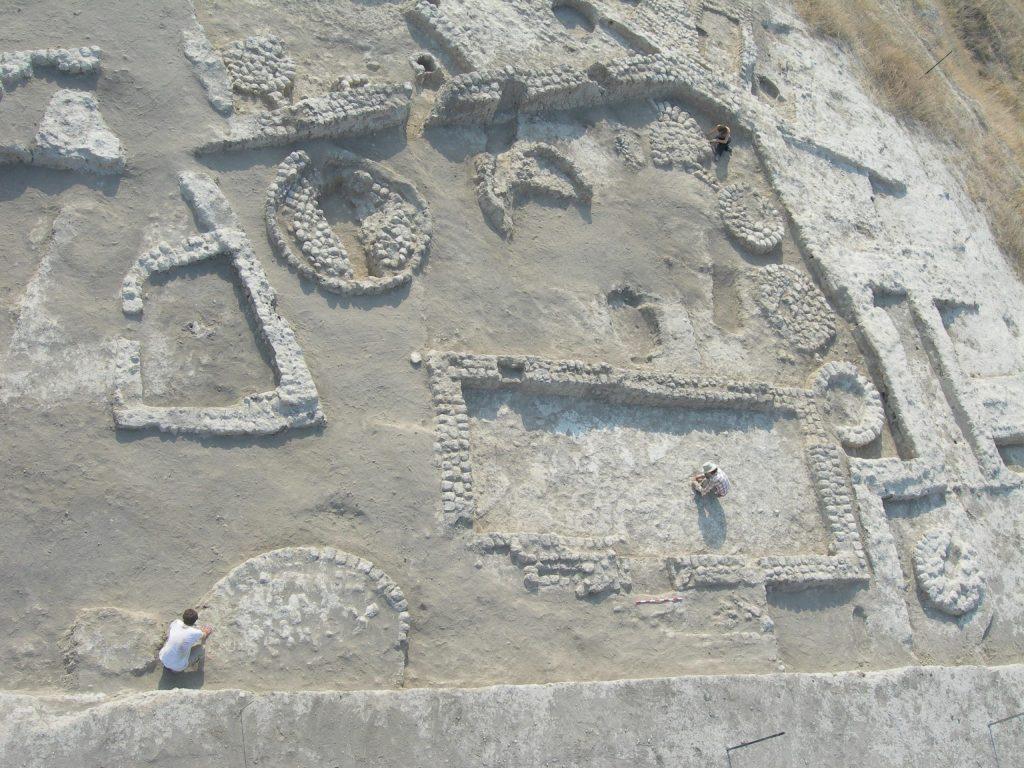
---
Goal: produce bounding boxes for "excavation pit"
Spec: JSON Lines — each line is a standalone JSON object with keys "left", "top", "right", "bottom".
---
{"left": 465, "top": 388, "right": 825, "bottom": 557}
{"left": 428, "top": 353, "right": 869, "bottom": 595}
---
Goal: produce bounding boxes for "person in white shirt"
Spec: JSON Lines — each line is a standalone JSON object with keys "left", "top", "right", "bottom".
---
{"left": 158, "top": 608, "right": 213, "bottom": 673}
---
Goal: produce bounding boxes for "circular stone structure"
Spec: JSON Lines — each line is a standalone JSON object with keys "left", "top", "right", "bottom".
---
{"left": 267, "top": 150, "right": 432, "bottom": 296}
{"left": 752, "top": 264, "right": 836, "bottom": 353}
{"left": 648, "top": 103, "right": 710, "bottom": 172}
{"left": 201, "top": 546, "right": 411, "bottom": 689}
{"left": 718, "top": 184, "right": 785, "bottom": 255}
{"left": 410, "top": 51, "right": 443, "bottom": 85}
{"left": 913, "top": 529, "right": 984, "bottom": 616}
{"left": 811, "top": 361, "right": 885, "bottom": 448}
{"left": 222, "top": 35, "right": 296, "bottom": 106}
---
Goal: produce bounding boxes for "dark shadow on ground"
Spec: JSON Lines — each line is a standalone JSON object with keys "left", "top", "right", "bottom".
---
{"left": 767, "top": 582, "right": 866, "bottom": 613}
{"left": 714, "top": 147, "right": 731, "bottom": 181}
{"left": 0, "top": 163, "right": 121, "bottom": 202}
{"left": 114, "top": 419, "right": 326, "bottom": 449}
{"left": 696, "top": 493, "right": 727, "bottom": 548}
{"left": 158, "top": 662, "right": 205, "bottom": 690}
{"left": 882, "top": 492, "right": 946, "bottom": 519}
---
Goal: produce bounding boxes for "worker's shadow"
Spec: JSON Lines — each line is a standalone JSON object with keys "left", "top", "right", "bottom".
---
{"left": 714, "top": 150, "right": 732, "bottom": 182}
{"left": 696, "top": 494, "right": 727, "bottom": 548}
{"left": 157, "top": 664, "right": 205, "bottom": 690}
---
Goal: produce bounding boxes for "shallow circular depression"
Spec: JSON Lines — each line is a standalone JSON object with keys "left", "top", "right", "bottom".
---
{"left": 201, "top": 546, "right": 410, "bottom": 690}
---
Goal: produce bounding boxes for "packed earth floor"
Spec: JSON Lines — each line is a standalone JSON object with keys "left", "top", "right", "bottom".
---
{"left": 1, "top": 0, "right": 1024, "bottom": 763}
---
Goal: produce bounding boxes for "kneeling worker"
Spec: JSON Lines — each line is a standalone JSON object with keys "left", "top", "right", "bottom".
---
{"left": 709, "top": 123, "right": 731, "bottom": 160}
{"left": 158, "top": 608, "right": 213, "bottom": 673}
{"left": 691, "top": 461, "right": 731, "bottom": 498}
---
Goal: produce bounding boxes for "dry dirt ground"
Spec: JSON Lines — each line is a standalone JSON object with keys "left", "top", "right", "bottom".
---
{"left": 1, "top": 0, "right": 1023, "bottom": 744}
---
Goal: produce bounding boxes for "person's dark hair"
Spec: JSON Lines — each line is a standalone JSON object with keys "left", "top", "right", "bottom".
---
{"left": 182, "top": 608, "right": 199, "bottom": 626}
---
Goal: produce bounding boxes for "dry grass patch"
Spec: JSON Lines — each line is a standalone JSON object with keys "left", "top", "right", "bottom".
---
{"left": 792, "top": 0, "right": 1024, "bottom": 270}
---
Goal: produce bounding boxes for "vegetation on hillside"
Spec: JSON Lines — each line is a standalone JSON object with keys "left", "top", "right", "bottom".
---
{"left": 792, "top": 0, "right": 1024, "bottom": 270}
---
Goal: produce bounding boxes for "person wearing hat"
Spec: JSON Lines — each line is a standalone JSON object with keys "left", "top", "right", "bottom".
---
{"left": 709, "top": 124, "right": 731, "bottom": 161}
{"left": 691, "top": 461, "right": 731, "bottom": 498}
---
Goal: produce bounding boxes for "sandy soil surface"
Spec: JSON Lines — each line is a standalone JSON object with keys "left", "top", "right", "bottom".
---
{"left": 1, "top": 0, "right": 1022, "bottom": 702}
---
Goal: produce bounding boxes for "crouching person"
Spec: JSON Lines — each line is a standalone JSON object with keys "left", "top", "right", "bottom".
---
{"left": 158, "top": 608, "right": 213, "bottom": 673}
{"left": 691, "top": 461, "right": 731, "bottom": 498}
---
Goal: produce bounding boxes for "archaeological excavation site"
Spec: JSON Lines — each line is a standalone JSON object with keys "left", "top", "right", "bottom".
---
{"left": 2, "top": 0, "right": 1024, "bottom": 764}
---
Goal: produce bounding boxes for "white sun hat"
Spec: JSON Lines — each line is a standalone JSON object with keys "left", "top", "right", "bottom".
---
{"left": 702, "top": 462, "right": 718, "bottom": 474}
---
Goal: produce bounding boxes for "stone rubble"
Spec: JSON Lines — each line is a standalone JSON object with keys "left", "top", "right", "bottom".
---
{"left": 403, "top": 0, "right": 757, "bottom": 85}
{"left": 474, "top": 532, "right": 631, "bottom": 598}
{"left": 913, "top": 528, "right": 985, "bottom": 617}
{"left": 627, "top": 0, "right": 701, "bottom": 58}
{"left": 266, "top": 149, "right": 432, "bottom": 296}
{"left": 648, "top": 101, "right": 711, "bottom": 173}
{"left": 752, "top": 264, "right": 836, "bottom": 354}
{"left": 221, "top": 35, "right": 295, "bottom": 108}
